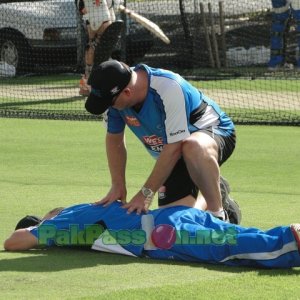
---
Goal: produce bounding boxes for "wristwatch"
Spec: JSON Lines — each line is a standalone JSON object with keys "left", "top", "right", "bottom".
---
{"left": 141, "top": 186, "right": 155, "bottom": 202}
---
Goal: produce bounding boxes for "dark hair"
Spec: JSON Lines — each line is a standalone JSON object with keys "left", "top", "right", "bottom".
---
{"left": 15, "top": 215, "right": 42, "bottom": 230}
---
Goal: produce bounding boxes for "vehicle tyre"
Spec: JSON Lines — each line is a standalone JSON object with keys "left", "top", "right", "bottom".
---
{"left": 0, "top": 30, "right": 33, "bottom": 74}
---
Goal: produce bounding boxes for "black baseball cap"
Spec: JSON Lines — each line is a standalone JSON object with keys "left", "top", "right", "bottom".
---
{"left": 85, "top": 60, "right": 132, "bottom": 115}
{"left": 15, "top": 215, "right": 42, "bottom": 230}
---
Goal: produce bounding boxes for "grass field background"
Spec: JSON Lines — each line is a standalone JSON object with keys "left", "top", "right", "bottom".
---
{"left": 1, "top": 75, "right": 299, "bottom": 113}
{"left": 1, "top": 118, "right": 300, "bottom": 299}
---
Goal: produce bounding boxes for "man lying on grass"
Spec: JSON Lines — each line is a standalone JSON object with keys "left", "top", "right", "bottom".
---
{"left": 4, "top": 194, "right": 300, "bottom": 269}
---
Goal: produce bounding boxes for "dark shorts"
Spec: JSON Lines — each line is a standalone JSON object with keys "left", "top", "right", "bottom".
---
{"left": 158, "top": 129, "right": 236, "bottom": 206}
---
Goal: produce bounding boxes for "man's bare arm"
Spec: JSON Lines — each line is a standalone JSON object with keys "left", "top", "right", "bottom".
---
{"left": 4, "top": 229, "right": 38, "bottom": 251}
{"left": 96, "top": 131, "right": 128, "bottom": 205}
{"left": 123, "top": 141, "right": 182, "bottom": 213}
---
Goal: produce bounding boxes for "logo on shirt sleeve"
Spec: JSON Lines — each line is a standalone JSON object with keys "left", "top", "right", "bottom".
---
{"left": 125, "top": 116, "right": 141, "bottom": 127}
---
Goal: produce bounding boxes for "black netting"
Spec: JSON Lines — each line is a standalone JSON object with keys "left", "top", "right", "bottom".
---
{"left": 0, "top": 0, "right": 299, "bottom": 125}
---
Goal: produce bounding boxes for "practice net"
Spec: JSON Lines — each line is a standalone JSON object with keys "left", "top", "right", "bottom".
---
{"left": 0, "top": 0, "right": 299, "bottom": 125}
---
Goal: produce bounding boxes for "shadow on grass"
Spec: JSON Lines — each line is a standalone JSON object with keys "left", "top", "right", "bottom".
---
{"left": 1, "top": 248, "right": 299, "bottom": 275}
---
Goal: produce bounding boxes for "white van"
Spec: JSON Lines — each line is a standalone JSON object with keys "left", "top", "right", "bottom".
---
{"left": 0, "top": 0, "right": 153, "bottom": 73}
{"left": 0, "top": 0, "right": 82, "bottom": 73}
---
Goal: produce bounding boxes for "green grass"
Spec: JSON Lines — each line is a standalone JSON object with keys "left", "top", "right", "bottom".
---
{"left": 0, "top": 118, "right": 300, "bottom": 299}
{"left": 191, "top": 78, "right": 300, "bottom": 92}
{"left": 0, "top": 75, "right": 299, "bottom": 126}
{"left": 0, "top": 74, "right": 299, "bottom": 92}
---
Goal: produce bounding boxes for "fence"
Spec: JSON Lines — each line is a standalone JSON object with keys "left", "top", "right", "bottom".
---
{"left": 0, "top": 0, "right": 299, "bottom": 125}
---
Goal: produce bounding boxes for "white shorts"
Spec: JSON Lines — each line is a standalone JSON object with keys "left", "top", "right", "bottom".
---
{"left": 83, "top": 0, "right": 115, "bottom": 31}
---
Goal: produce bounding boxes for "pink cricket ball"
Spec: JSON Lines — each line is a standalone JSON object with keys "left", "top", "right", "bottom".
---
{"left": 151, "top": 224, "right": 176, "bottom": 249}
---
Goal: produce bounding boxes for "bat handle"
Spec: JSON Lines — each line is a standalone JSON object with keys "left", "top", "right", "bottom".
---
{"left": 119, "top": 5, "right": 128, "bottom": 13}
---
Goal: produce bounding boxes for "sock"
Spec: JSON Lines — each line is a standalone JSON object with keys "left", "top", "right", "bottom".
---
{"left": 209, "top": 209, "right": 226, "bottom": 221}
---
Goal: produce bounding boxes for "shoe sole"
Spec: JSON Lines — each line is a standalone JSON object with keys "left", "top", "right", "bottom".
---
{"left": 226, "top": 197, "right": 242, "bottom": 225}
{"left": 220, "top": 176, "right": 231, "bottom": 209}
{"left": 220, "top": 176, "right": 242, "bottom": 225}
{"left": 291, "top": 224, "right": 300, "bottom": 251}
